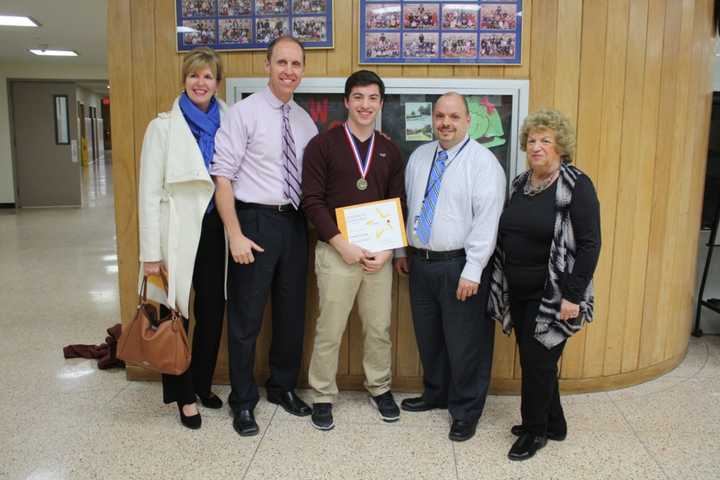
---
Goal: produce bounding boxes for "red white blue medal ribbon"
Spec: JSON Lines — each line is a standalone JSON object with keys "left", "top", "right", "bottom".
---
{"left": 343, "top": 122, "right": 375, "bottom": 190}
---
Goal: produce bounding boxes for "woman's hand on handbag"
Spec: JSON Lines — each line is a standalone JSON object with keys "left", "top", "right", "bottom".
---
{"left": 559, "top": 299, "right": 580, "bottom": 321}
{"left": 143, "top": 261, "right": 165, "bottom": 276}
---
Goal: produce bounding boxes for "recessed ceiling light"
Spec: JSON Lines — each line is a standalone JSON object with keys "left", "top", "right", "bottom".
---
{"left": 0, "top": 15, "right": 39, "bottom": 27}
{"left": 30, "top": 49, "right": 78, "bottom": 57}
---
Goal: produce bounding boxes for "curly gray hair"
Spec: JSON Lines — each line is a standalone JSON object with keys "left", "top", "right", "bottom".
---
{"left": 519, "top": 109, "right": 576, "bottom": 163}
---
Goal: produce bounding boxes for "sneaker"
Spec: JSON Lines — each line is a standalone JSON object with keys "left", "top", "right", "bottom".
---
{"left": 369, "top": 391, "right": 400, "bottom": 422}
{"left": 311, "top": 403, "right": 335, "bottom": 431}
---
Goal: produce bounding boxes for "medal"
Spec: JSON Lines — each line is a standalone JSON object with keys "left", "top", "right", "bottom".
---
{"left": 343, "top": 123, "right": 375, "bottom": 191}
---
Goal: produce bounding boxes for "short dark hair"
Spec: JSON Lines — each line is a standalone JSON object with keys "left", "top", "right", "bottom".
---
{"left": 344, "top": 70, "right": 385, "bottom": 101}
{"left": 266, "top": 35, "right": 306, "bottom": 64}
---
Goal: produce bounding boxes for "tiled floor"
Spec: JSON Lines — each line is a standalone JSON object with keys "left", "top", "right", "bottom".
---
{"left": 2, "top": 157, "right": 720, "bottom": 479}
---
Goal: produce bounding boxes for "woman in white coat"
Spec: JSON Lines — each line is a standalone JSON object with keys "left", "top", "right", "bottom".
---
{"left": 138, "top": 48, "right": 228, "bottom": 429}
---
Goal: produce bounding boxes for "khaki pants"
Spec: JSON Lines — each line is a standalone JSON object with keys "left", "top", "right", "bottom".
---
{"left": 308, "top": 241, "right": 393, "bottom": 403}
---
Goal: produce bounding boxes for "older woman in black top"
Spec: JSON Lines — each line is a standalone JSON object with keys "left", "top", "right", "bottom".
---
{"left": 489, "top": 109, "right": 601, "bottom": 460}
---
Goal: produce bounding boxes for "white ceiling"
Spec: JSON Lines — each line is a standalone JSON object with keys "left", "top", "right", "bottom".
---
{"left": 0, "top": 0, "right": 107, "bottom": 66}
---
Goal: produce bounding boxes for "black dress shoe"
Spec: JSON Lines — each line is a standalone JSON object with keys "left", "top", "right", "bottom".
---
{"left": 267, "top": 390, "right": 311, "bottom": 417}
{"left": 178, "top": 404, "right": 201, "bottom": 430}
{"left": 198, "top": 392, "right": 223, "bottom": 409}
{"left": 508, "top": 433, "right": 548, "bottom": 461}
{"left": 400, "top": 396, "right": 447, "bottom": 412}
{"left": 233, "top": 409, "right": 259, "bottom": 437}
{"left": 510, "top": 424, "right": 566, "bottom": 441}
{"left": 449, "top": 418, "right": 478, "bottom": 442}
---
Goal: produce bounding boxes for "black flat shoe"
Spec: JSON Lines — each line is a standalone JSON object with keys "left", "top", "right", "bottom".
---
{"left": 198, "top": 392, "right": 223, "bottom": 409}
{"left": 233, "top": 409, "right": 259, "bottom": 437}
{"left": 178, "top": 404, "right": 201, "bottom": 430}
{"left": 449, "top": 418, "right": 478, "bottom": 442}
{"left": 400, "top": 396, "right": 447, "bottom": 412}
{"left": 508, "top": 433, "right": 548, "bottom": 461}
{"left": 510, "top": 424, "right": 566, "bottom": 441}
{"left": 267, "top": 390, "right": 311, "bottom": 417}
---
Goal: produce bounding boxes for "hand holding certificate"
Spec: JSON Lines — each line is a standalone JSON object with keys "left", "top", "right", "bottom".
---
{"left": 335, "top": 198, "right": 408, "bottom": 253}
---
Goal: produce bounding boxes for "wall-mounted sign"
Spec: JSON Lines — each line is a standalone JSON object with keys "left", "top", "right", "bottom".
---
{"left": 360, "top": 1, "right": 522, "bottom": 65}
{"left": 176, "top": 0, "right": 334, "bottom": 51}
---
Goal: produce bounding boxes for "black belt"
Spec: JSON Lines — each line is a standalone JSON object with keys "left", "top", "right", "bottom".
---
{"left": 236, "top": 201, "right": 297, "bottom": 213}
{"left": 408, "top": 246, "right": 465, "bottom": 261}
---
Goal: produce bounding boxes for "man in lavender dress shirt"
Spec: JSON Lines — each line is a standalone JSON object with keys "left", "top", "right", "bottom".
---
{"left": 211, "top": 36, "right": 319, "bottom": 437}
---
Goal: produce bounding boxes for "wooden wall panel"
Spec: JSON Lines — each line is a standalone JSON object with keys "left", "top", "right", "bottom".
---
{"left": 666, "top": 0, "right": 713, "bottom": 358}
{"left": 583, "top": 0, "right": 630, "bottom": 379}
{"left": 528, "top": 0, "right": 558, "bottom": 110}
{"left": 110, "top": 0, "right": 715, "bottom": 393}
{"left": 560, "top": 0, "right": 607, "bottom": 380}
{"left": 607, "top": 0, "right": 649, "bottom": 376}
{"left": 553, "top": 0, "right": 582, "bottom": 120}
{"left": 108, "top": 0, "right": 137, "bottom": 327}
{"left": 663, "top": 0, "right": 696, "bottom": 361}
{"left": 621, "top": 0, "right": 666, "bottom": 373}
{"left": 639, "top": 0, "right": 682, "bottom": 368}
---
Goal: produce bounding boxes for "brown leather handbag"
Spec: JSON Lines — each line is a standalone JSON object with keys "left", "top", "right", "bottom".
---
{"left": 117, "top": 275, "right": 191, "bottom": 375}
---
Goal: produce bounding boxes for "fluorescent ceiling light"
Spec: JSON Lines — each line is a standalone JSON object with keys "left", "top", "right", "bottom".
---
{"left": 30, "top": 49, "right": 78, "bottom": 57}
{"left": 0, "top": 15, "right": 39, "bottom": 27}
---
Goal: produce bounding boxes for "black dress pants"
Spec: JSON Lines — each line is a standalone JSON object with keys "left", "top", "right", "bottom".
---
{"left": 510, "top": 298, "right": 567, "bottom": 437}
{"left": 227, "top": 204, "right": 308, "bottom": 413}
{"left": 161, "top": 209, "right": 226, "bottom": 405}
{"left": 408, "top": 254, "right": 494, "bottom": 421}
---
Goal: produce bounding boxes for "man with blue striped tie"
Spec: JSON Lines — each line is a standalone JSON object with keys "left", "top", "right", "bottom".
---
{"left": 394, "top": 92, "right": 505, "bottom": 442}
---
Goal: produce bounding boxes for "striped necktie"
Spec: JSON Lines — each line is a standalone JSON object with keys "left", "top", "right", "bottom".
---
{"left": 416, "top": 149, "right": 448, "bottom": 245}
{"left": 282, "top": 103, "right": 301, "bottom": 209}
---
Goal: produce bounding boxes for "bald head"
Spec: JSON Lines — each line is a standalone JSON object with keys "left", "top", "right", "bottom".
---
{"left": 433, "top": 92, "right": 471, "bottom": 150}
{"left": 436, "top": 92, "right": 469, "bottom": 116}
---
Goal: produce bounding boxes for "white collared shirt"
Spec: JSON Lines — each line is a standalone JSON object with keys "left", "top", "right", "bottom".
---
{"left": 402, "top": 135, "right": 506, "bottom": 282}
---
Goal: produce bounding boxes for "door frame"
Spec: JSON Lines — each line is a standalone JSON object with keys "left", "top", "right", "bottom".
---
{"left": 7, "top": 78, "right": 104, "bottom": 207}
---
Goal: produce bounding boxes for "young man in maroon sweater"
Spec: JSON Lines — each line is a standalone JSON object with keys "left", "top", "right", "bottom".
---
{"left": 301, "top": 70, "right": 405, "bottom": 430}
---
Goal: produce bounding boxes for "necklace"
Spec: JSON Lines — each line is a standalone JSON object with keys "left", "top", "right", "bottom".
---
{"left": 523, "top": 170, "right": 559, "bottom": 197}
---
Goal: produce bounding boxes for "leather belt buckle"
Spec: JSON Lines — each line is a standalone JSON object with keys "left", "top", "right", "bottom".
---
{"left": 277, "top": 203, "right": 293, "bottom": 213}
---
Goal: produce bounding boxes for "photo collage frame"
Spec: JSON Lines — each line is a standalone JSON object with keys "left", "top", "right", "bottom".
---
{"left": 176, "top": 0, "right": 334, "bottom": 51}
{"left": 360, "top": 1, "right": 522, "bottom": 64}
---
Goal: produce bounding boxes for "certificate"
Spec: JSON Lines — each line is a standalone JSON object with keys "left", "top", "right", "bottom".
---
{"left": 335, "top": 198, "right": 408, "bottom": 253}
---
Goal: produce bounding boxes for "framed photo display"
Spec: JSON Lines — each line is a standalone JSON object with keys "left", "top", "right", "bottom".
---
{"left": 176, "top": 0, "right": 334, "bottom": 51}
{"left": 226, "top": 77, "right": 530, "bottom": 186}
{"left": 360, "top": 1, "right": 522, "bottom": 65}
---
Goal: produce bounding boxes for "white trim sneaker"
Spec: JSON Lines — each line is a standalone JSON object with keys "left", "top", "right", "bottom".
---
{"left": 311, "top": 403, "right": 335, "bottom": 431}
{"left": 369, "top": 391, "right": 400, "bottom": 422}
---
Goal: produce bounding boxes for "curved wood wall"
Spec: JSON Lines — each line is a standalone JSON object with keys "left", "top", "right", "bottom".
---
{"left": 108, "top": 0, "right": 714, "bottom": 393}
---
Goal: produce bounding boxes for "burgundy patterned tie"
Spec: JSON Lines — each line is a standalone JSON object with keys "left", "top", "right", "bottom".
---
{"left": 282, "top": 104, "right": 301, "bottom": 209}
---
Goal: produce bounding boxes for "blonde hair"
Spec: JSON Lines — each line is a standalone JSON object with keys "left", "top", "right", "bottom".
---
{"left": 181, "top": 47, "right": 223, "bottom": 83}
{"left": 519, "top": 109, "right": 576, "bottom": 163}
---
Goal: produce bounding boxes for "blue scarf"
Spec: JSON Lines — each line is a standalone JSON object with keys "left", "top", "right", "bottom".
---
{"left": 179, "top": 92, "right": 220, "bottom": 172}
